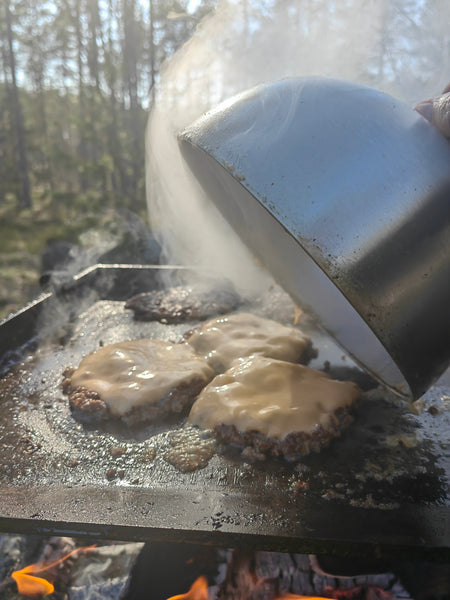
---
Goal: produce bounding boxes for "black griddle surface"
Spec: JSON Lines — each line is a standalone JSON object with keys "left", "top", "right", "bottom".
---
{"left": 0, "top": 270, "right": 449, "bottom": 559}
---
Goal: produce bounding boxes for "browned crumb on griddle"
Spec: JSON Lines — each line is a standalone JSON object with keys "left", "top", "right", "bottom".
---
{"left": 68, "top": 385, "right": 108, "bottom": 420}
{"left": 164, "top": 426, "right": 216, "bottom": 472}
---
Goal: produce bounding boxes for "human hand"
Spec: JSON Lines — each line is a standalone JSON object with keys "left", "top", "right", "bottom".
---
{"left": 415, "top": 83, "right": 450, "bottom": 138}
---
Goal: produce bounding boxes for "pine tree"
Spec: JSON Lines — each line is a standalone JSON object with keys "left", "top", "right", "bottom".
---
{"left": 3, "top": 0, "right": 31, "bottom": 209}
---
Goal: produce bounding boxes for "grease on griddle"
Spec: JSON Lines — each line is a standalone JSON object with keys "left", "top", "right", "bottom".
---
{"left": 2, "top": 288, "right": 448, "bottom": 519}
{"left": 164, "top": 426, "right": 216, "bottom": 473}
{"left": 141, "top": 447, "right": 156, "bottom": 463}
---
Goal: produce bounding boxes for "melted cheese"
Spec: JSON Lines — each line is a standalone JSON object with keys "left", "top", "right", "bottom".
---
{"left": 189, "top": 356, "right": 360, "bottom": 438}
{"left": 70, "top": 339, "right": 214, "bottom": 416}
{"left": 187, "top": 312, "right": 312, "bottom": 372}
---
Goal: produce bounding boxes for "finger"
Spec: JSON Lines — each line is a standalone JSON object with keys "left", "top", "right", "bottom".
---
{"left": 432, "top": 93, "right": 450, "bottom": 138}
{"left": 415, "top": 93, "right": 450, "bottom": 138}
{"left": 415, "top": 99, "right": 433, "bottom": 122}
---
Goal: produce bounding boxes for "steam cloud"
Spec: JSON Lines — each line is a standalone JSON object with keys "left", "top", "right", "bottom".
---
{"left": 146, "top": 0, "right": 447, "bottom": 296}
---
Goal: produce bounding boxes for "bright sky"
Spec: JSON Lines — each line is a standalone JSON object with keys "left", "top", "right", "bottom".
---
{"left": 187, "top": 0, "right": 202, "bottom": 12}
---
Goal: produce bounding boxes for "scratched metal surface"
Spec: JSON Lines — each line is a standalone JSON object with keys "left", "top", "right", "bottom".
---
{"left": 0, "top": 267, "right": 449, "bottom": 558}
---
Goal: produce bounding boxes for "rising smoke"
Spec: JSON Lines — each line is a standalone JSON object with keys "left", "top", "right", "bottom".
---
{"left": 146, "top": 0, "right": 447, "bottom": 296}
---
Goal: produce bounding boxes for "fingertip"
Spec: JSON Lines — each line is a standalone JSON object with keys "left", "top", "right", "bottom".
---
{"left": 414, "top": 100, "right": 433, "bottom": 122}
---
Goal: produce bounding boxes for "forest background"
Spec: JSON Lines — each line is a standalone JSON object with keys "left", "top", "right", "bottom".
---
{"left": 0, "top": 0, "right": 216, "bottom": 317}
{"left": 0, "top": 0, "right": 449, "bottom": 318}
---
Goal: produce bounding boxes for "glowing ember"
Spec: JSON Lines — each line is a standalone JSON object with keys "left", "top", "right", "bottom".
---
{"left": 166, "top": 576, "right": 209, "bottom": 600}
{"left": 12, "top": 544, "right": 96, "bottom": 597}
{"left": 277, "top": 588, "right": 393, "bottom": 599}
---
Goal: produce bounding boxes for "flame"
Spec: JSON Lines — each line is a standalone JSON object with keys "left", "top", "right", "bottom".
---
{"left": 11, "top": 569, "right": 54, "bottom": 597}
{"left": 276, "top": 595, "right": 329, "bottom": 600}
{"left": 12, "top": 544, "right": 96, "bottom": 597}
{"left": 293, "top": 304, "right": 303, "bottom": 326}
{"left": 166, "top": 575, "right": 209, "bottom": 600}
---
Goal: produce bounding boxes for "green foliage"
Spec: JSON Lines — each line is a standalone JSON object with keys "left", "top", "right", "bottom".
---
{"left": 0, "top": 191, "right": 150, "bottom": 318}
{"left": 0, "top": 0, "right": 216, "bottom": 213}
{"left": 0, "top": 194, "right": 97, "bottom": 318}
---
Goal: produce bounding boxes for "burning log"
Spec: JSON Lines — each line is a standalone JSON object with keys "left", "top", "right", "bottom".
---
{"left": 124, "top": 544, "right": 411, "bottom": 600}
{"left": 189, "top": 551, "right": 408, "bottom": 600}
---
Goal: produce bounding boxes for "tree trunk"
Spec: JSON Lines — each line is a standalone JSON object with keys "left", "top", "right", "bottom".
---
{"left": 149, "top": 0, "right": 155, "bottom": 106}
{"left": 122, "top": 0, "right": 140, "bottom": 201}
{"left": 106, "top": 0, "right": 128, "bottom": 199}
{"left": 0, "top": 34, "right": 11, "bottom": 204}
{"left": 87, "top": 0, "right": 101, "bottom": 90}
{"left": 37, "top": 77, "right": 55, "bottom": 197}
{"left": 4, "top": 0, "right": 31, "bottom": 209}
{"left": 75, "top": 0, "right": 88, "bottom": 193}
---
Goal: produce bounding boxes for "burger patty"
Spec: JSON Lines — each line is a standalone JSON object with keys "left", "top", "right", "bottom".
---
{"left": 62, "top": 339, "right": 215, "bottom": 426}
{"left": 212, "top": 408, "right": 354, "bottom": 461}
{"left": 185, "top": 312, "right": 317, "bottom": 373}
{"left": 63, "top": 374, "right": 209, "bottom": 427}
{"left": 125, "top": 281, "right": 240, "bottom": 323}
{"left": 188, "top": 356, "right": 360, "bottom": 460}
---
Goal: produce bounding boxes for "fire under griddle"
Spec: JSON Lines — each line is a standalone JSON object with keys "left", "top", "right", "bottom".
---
{"left": 0, "top": 265, "right": 449, "bottom": 561}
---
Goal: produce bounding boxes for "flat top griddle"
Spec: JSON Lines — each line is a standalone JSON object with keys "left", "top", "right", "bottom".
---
{"left": 0, "top": 266, "right": 449, "bottom": 560}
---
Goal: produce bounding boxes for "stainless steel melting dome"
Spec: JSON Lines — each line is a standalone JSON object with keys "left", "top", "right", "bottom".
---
{"left": 178, "top": 77, "right": 450, "bottom": 399}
